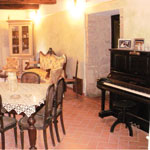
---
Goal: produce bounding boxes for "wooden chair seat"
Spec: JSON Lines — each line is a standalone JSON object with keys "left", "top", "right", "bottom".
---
{"left": 65, "top": 78, "right": 75, "bottom": 83}
{"left": 0, "top": 116, "right": 17, "bottom": 131}
{"left": 18, "top": 114, "right": 52, "bottom": 130}
{"left": 37, "top": 104, "right": 62, "bottom": 117}
{"left": 0, "top": 95, "right": 17, "bottom": 149}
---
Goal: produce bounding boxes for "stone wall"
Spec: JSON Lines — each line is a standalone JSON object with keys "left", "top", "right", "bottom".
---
{"left": 85, "top": 13, "right": 111, "bottom": 97}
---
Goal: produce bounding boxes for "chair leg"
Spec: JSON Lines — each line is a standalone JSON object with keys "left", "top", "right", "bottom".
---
{"left": 74, "top": 82, "right": 78, "bottom": 98}
{"left": 1, "top": 132, "right": 5, "bottom": 150}
{"left": 49, "top": 121, "right": 55, "bottom": 146}
{"left": 126, "top": 122, "right": 133, "bottom": 136}
{"left": 20, "top": 130, "right": 24, "bottom": 149}
{"left": 53, "top": 119, "right": 60, "bottom": 142}
{"left": 110, "top": 119, "right": 121, "bottom": 133}
{"left": 43, "top": 129, "right": 48, "bottom": 150}
{"left": 14, "top": 126, "right": 17, "bottom": 147}
{"left": 13, "top": 113, "right": 16, "bottom": 119}
{"left": 60, "top": 113, "right": 66, "bottom": 135}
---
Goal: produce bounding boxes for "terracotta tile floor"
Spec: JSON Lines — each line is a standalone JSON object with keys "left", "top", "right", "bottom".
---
{"left": 2, "top": 89, "right": 148, "bottom": 149}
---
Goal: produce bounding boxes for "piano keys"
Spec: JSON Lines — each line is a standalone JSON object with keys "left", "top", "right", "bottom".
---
{"left": 103, "top": 82, "right": 150, "bottom": 98}
{"left": 98, "top": 78, "right": 150, "bottom": 101}
{"left": 97, "top": 49, "right": 150, "bottom": 133}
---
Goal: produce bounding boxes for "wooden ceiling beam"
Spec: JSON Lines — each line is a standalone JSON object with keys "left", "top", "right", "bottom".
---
{"left": 0, "top": 0, "right": 56, "bottom": 4}
{"left": 0, "top": 4, "right": 39, "bottom": 9}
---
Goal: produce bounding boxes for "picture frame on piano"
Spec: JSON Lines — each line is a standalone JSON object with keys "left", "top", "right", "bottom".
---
{"left": 118, "top": 39, "right": 132, "bottom": 49}
{"left": 134, "top": 38, "right": 144, "bottom": 51}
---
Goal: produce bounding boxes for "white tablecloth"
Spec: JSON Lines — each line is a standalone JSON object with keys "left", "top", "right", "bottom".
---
{"left": 0, "top": 83, "right": 49, "bottom": 117}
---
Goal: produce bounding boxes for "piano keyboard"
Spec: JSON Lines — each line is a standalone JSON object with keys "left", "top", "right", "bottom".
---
{"left": 103, "top": 82, "right": 150, "bottom": 98}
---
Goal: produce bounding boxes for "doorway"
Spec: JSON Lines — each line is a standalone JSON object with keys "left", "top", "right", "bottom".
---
{"left": 111, "top": 14, "right": 120, "bottom": 48}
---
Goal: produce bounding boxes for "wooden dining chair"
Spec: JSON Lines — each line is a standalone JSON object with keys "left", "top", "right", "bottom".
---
{"left": 21, "top": 72, "right": 40, "bottom": 84}
{"left": 65, "top": 60, "right": 78, "bottom": 97}
{"left": 18, "top": 84, "right": 56, "bottom": 149}
{"left": 53, "top": 78, "right": 66, "bottom": 142}
{"left": 36, "top": 78, "right": 66, "bottom": 142}
{"left": 0, "top": 95, "right": 17, "bottom": 149}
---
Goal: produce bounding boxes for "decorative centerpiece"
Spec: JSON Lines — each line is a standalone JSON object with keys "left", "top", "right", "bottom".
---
{"left": 7, "top": 71, "right": 18, "bottom": 92}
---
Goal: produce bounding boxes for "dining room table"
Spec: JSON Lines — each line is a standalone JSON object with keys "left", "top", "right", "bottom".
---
{"left": 0, "top": 82, "right": 50, "bottom": 150}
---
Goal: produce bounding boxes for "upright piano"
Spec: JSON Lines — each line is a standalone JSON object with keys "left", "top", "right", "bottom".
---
{"left": 97, "top": 48, "right": 150, "bottom": 132}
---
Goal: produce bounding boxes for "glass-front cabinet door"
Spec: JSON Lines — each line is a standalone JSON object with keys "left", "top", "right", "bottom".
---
{"left": 8, "top": 20, "right": 33, "bottom": 56}
{"left": 12, "top": 26, "right": 19, "bottom": 54}
{"left": 22, "top": 26, "right": 29, "bottom": 54}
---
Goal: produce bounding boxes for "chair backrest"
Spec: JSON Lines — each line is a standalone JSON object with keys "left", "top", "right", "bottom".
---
{"left": 44, "top": 84, "right": 55, "bottom": 123}
{"left": 21, "top": 72, "right": 40, "bottom": 83}
{"left": 49, "top": 68, "right": 63, "bottom": 84}
{"left": 53, "top": 78, "right": 66, "bottom": 114}
{"left": 3, "top": 57, "right": 19, "bottom": 71}
{"left": 75, "top": 60, "right": 78, "bottom": 79}
{"left": 0, "top": 95, "right": 4, "bottom": 129}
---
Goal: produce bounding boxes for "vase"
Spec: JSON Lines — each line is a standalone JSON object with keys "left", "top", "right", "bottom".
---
{"left": 7, "top": 72, "right": 18, "bottom": 92}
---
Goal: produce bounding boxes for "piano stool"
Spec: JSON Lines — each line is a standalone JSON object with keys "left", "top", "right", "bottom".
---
{"left": 110, "top": 100, "right": 136, "bottom": 136}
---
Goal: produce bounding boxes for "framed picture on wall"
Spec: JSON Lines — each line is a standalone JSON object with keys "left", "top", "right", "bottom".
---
{"left": 118, "top": 39, "right": 132, "bottom": 49}
{"left": 134, "top": 38, "right": 144, "bottom": 50}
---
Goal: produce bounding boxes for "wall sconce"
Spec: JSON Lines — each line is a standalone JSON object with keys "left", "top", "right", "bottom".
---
{"left": 67, "top": 0, "right": 85, "bottom": 18}
{"left": 29, "top": 10, "right": 41, "bottom": 24}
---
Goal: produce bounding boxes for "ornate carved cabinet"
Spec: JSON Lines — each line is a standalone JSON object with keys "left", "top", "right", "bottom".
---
{"left": 8, "top": 20, "right": 34, "bottom": 76}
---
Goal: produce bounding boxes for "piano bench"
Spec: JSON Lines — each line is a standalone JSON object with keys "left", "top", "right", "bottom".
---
{"left": 110, "top": 100, "right": 136, "bottom": 136}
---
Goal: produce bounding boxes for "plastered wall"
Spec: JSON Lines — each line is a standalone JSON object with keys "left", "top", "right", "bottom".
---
{"left": 34, "top": 11, "right": 85, "bottom": 86}
{"left": 0, "top": 21, "right": 9, "bottom": 69}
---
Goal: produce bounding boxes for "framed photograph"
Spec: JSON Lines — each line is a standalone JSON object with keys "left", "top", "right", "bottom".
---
{"left": 118, "top": 39, "right": 132, "bottom": 49}
{"left": 134, "top": 38, "right": 144, "bottom": 50}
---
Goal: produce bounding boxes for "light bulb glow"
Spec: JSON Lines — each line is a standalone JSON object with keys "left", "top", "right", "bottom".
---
{"left": 66, "top": 0, "right": 85, "bottom": 18}
{"left": 29, "top": 10, "right": 41, "bottom": 24}
{"left": 29, "top": 11, "right": 36, "bottom": 19}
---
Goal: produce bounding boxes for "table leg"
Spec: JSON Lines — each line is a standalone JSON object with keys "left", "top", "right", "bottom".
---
{"left": 28, "top": 115, "right": 37, "bottom": 150}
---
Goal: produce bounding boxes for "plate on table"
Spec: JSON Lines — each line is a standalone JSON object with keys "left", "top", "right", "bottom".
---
{"left": 10, "top": 94, "right": 21, "bottom": 99}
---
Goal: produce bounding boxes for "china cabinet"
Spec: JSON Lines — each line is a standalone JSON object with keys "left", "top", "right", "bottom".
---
{"left": 8, "top": 20, "right": 34, "bottom": 77}
{"left": 8, "top": 20, "right": 33, "bottom": 56}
